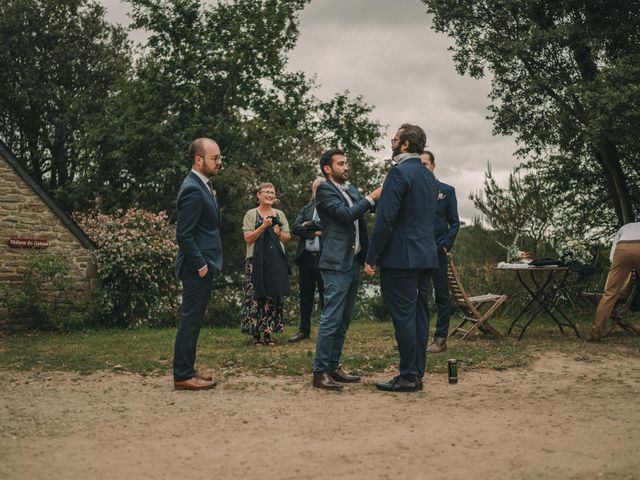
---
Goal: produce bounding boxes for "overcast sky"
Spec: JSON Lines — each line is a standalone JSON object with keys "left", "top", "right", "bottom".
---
{"left": 102, "top": 0, "right": 519, "bottom": 222}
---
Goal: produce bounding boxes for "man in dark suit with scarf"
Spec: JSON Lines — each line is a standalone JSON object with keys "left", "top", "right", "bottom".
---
{"left": 365, "top": 124, "right": 438, "bottom": 392}
{"left": 311, "top": 149, "right": 381, "bottom": 390}
{"left": 289, "top": 177, "right": 326, "bottom": 343}
{"left": 173, "top": 137, "right": 223, "bottom": 391}
{"left": 421, "top": 151, "right": 460, "bottom": 353}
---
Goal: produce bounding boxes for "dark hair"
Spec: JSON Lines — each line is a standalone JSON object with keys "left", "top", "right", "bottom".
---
{"left": 319, "top": 148, "right": 345, "bottom": 177}
{"left": 422, "top": 150, "right": 435, "bottom": 164}
{"left": 398, "top": 124, "right": 427, "bottom": 154}
{"left": 188, "top": 137, "right": 216, "bottom": 164}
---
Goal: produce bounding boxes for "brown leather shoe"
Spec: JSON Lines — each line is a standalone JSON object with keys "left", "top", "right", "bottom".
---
{"left": 312, "top": 373, "right": 342, "bottom": 390}
{"left": 195, "top": 371, "right": 213, "bottom": 381}
{"left": 427, "top": 337, "right": 447, "bottom": 353}
{"left": 329, "top": 366, "right": 360, "bottom": 383}
{"left": 174, "top": 377, "right": 216, "bottom": 390}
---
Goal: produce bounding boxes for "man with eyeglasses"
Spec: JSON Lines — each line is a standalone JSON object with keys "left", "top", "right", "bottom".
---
{"left": 173, "top": 137, "right": 223, "bottom": 391}
{"left": 365, "top": 124, "right": 438, "bottom": 392}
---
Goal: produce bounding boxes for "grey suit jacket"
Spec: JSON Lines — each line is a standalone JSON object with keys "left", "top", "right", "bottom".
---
{"left": 174, "top": 172, "right": 223, "bottom": 277}
{"left": 315, "top": 181, "right": 373, "bottom": 272}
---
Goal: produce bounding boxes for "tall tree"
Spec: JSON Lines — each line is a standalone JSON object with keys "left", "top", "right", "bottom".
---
{"left": 81, "top": 0, "right": 383, "bottom": 216}
{"left": 423, "top": 0, "right": 640, "bottom": 232}
{"left": 79, "top": 0, "right": 383, "bottom": 279}
{"left": 0, "top": 0, "right": 131, "bottom": 200}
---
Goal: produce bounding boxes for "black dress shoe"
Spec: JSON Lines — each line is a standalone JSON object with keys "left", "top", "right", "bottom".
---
{"left": 288, "top": 331, "right": 310, "bottom": 343}
{"left": 375, "top": 375, "right": 420, "bottom": 392}
{"left": 312, "top": 373, "right": 342, "bottom": 390}
{"left": 329, "top": 366, "right": 360, "bottom": 383}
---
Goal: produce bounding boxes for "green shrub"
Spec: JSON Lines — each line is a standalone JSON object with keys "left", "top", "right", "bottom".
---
{"left": 0, "top": 252, "right": 93, "bottom": 331}
{"left": 76, "top": 208, "right": 180, "bottom": 327}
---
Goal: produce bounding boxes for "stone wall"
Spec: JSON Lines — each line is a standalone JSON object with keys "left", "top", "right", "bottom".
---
{"left": 0, "top": 153, "right": 97, "bottom": 330}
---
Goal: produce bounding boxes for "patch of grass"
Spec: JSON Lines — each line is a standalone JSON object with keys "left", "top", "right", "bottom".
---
{"left": 0, "top": 314, "right": 638, "bottom": 377}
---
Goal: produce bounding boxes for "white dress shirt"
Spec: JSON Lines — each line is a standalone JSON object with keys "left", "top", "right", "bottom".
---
{"left": 610, "top": 222, "right": 640, "bottom": 262}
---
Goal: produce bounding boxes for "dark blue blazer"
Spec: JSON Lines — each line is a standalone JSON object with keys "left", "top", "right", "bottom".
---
{"left": 315, "top": 181, "right": 373, "bottom": 272}
{"left": 434, "top": 180, "right": 460, "bottom": 251}
{"left": 174, "top": 172, "right": 223, "bottom": 277}
{"left": 366, "top": 157, "right": 438, "bottom": 269}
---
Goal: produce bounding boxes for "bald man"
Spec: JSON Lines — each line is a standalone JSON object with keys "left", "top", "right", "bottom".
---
{"left": 173, "top": 137, "right": 223, "bottom": 390}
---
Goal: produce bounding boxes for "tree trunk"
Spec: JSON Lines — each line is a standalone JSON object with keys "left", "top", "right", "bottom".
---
{"left": 594, "top": 139, "right": 635, "bottom": 226}
{"left": 573, "top": 42, "right": 635, "bottom": 226}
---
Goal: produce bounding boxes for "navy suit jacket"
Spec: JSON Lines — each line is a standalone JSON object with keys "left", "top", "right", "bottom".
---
{"left": 366, "top": 157, "right": 438, "bottom": 269}
{"left": 434, "top": 180, "right": 460, "bottom": 251}
{"left": 315, "top": 181, "right": 373, "bottom": 272}
{"left": 174, "top": 172, "right": 223, "bottom": 277}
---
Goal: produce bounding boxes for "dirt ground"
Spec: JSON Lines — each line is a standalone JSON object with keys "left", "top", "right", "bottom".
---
{"left": 1, "top": 352, "right": 639, "bottom": 480}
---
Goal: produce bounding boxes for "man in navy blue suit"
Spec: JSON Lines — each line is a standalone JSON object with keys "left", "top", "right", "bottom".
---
{"left": 173, "top": 138, "right": 223, "bottom": 391}
{"left": 365, "top": 124, "right": 438, "bottom": 392}
{"left": 421, "top": 151, "right": 460, "bottom": 353}
{"left": 311, "top": 149, "right": 381, "bottom": 390}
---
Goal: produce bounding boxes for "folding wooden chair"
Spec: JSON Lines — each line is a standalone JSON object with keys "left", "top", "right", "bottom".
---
{"left": 447, "top": 254, "right": 507, "bottom": 340}
{"left": 583, "top": 270, "right": 640, "bottom": 337}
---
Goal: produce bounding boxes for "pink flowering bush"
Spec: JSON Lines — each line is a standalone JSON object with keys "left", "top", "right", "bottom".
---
{"left": 77, "top": 209, "right": 180, "bottom": 327}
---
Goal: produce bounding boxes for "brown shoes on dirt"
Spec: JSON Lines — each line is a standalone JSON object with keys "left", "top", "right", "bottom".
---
{"left": 174, "top": 377, "right": 216, "bottom": 391}
{"left": 312, "top": 372, "right": 342, "bottom": 390}
{"left": 329, "top": 366, "right": 361, "bottom": 383}
{"left": 427, "top": 337, "right": 448, "bottom": 353}
{"left": 313, "top": 366, "right": 361, "bottom": 390}
{"left": 195, "top": 371, "right": 213, "bottom": 381}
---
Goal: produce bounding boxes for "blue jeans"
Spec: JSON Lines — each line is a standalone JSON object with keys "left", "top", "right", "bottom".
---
{"left": 313, "top": 264, "right": 360, "bottom": 374}
{"left": 432, "top": 250, "right": 452, "bottom": 338}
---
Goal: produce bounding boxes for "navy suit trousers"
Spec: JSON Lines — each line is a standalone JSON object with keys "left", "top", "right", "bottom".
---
{"left": 432, "top": 250, "right": 452, "bottom": 338}
{"left": 173, "top": 268, "right": 214, "bottom": 381}
{"left": 381, "top": 267, "right": 434, "bottom": 380}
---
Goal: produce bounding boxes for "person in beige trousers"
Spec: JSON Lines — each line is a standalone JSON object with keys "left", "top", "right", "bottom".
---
{"left": 590, "top": 222, "right": 640, "bottom": 341}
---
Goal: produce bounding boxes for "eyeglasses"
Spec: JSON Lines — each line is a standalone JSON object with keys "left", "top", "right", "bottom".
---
{"left": 201, "top": 154, "right": 223, "bottom": 162}
{"left": 391, "top": 137, "right": 401, "bottom": 146}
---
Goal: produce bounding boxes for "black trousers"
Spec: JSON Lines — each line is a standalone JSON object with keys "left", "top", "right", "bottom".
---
{"left": 173, "top": 268, "right": 214, "bottom": 381}
{"left": 297, "top": 251, "right": 323, "bottom": 335}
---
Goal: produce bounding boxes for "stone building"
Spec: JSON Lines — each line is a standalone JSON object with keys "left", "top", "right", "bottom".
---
{"left": 0, "top": 140, "right": 97, "bottom": 329}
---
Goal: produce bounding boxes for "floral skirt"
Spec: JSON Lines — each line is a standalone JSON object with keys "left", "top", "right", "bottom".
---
{"left": 240, "top": 259, "right": 285, "bottom": 336}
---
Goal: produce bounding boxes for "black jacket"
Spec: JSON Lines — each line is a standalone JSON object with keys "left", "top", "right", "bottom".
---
{"left": 292, "top": 201, "right": 323, "bottom": 265}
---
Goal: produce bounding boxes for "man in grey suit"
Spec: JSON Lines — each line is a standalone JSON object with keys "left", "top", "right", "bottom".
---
{"left": 173, "top": 137, "right": 223, "bottom": 390}
{"left": 311, "top": 149, "right": 381, "bottom": 390}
